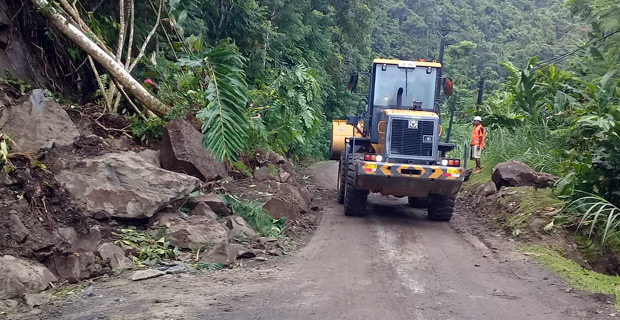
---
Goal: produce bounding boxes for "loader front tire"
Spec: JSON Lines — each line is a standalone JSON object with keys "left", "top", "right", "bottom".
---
{"left": 344, "top": 161, "right": 368, "bottom": 216}
{"left": 427, "top": 194, "right": 455, "bottom": 221}
{"left": 337, "top": 154, "right": 346, "bottom": 204}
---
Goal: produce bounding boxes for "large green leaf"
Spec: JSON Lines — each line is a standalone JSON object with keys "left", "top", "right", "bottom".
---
{"left": 197, "top": 42, "right": 250, "bottom": 162}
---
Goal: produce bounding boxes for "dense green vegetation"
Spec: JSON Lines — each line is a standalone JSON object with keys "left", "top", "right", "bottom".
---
{"left": 51, "top": 0, "right": 587, "bottom": 161}
{"left": 30, "top": 0, "right": 620, "bottom": 257}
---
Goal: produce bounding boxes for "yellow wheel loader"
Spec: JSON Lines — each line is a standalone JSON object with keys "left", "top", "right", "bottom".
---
{"left": 331, "top": 55, "right": 465, "bottom": 221}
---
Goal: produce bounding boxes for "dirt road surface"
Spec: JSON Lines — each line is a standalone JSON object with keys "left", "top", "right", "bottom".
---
{"left": 39, "top": 161, "right": 611, "bottom": 320}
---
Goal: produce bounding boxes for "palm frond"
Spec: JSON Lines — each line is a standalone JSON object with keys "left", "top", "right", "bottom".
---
{"left": 197, "top": 42, "right": 250, "bottom": 163}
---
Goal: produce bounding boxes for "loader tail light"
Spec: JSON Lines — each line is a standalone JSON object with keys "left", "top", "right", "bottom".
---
{"left": 440, "top": 159, "right": 461, "bottom": 167}
{"left": 364, "top": 154, "right": 383, "bottom": 162}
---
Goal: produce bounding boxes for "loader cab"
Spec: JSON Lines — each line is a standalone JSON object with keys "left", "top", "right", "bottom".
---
{"left": 366, "top": 59, "right": 440, "bottom": 144}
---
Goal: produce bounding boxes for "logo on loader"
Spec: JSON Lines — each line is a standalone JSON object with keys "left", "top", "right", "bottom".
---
{"left": 408, "top": 120, "right": 418, "bottom": 129}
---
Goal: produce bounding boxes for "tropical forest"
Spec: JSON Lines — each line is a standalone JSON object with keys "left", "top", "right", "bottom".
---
{"left": 1, "top": 0, "right": 620, "bottom": 318}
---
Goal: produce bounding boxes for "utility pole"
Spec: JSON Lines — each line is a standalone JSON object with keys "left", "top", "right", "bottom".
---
{"left": 476, "top": 77, "right": 485, "bottom": 113}
{"left": 434, "top": 29, "right": 449, "bottom": 114}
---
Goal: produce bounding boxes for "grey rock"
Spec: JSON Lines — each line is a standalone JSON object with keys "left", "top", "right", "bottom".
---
{"left": 201, "top": 242, "right": 238, "bottom": 265}
{"left": 226, "top": 215, "right": 259, "bottom": 241}
{"left": 187, "top": 194, "right": 231, "bottom": 217}
{"left": 0, "top": 299, "right": 18, "bottom": 311}
{"left": 191, "top": 203, "right": 218, "bottom": 222}
{"left": 83, "top": 285, "right": 94, "bottom": 296}
{"left": 254, "top": 166, "right": 272, "bottom": 182}
{"left": 281, "top": 160, "right": 294, "bottom": 174}
{"left": 159, "top": 119, "right": 227, "bottom": 182}
{"left": 231, "top": 245, "right": 257, "bottom": 259}
{"left": 492, "top": 161, "right": 558, "bottom": 190}
{"left": 137, "top": 149, "right": 161, "bottom": 168}
{"left": 131, "top": 269, "right": 165, "bottom": 281}
{"left": 24, "top": 292, "right": 52, "bottom": 307}
{"left": 108, "top": 136, "right": 133, "bottom": 151}
{"left": 268, "top": 249, "right": 283, "bottom": 256}
{"left": 0, "top": 255, "right": 57, "bottom": 299}
{"left": 279, "top": 171, "right": 291, "bottom": 183}
{"left": 54, "top": 226, "right": 102, "bottom": 252}
{"left": 263, "top": 198, "right": 299, "bottom": 221}
{"left": 45, "top": 251, "right": 101, "bottom": 282}
{"left": 55, "top": 152, "right": 201, "bottom": 219}
{"left": 149, "top": 208, "right": 184, "bottom": 228}
{"left": 476, "top": 181, "right": 498, "bottom": 197}
{"left": 0, "top": 89, "right": 79, "bottom": 152}
{"left": 97, "top": 243, "right": 134, "bottom": 270}
{"left": 165, "top": 264, "right": 193, "bottom": 275}
{"left": 8, "top": 212, "right": 29, "bottom": 243}
{"left": 280, "top": 184, "right": 311, "bottom": 214}
{"left": 257, "top": 237, "right": 278, "bottom": 244}
{"left": 0, "top": 171, "right": 16, "bottom": 186}
{"left": 155, "top": 211, "right": 229, "bottom": 251}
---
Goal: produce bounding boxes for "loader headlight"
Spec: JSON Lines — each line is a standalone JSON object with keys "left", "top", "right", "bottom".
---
{"left": 441, "top": 159, "right": 449, "bottom": 166}
{"left": 375, "top": 155, "right": 383, "bottom": 162}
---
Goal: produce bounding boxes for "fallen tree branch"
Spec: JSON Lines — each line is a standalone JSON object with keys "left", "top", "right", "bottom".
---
{"left": 30, "top": 0, "right": 171, "bottom": 117}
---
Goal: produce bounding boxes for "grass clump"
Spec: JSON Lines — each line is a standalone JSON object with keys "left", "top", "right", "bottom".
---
{"left": 221, "top": 194, "right": 285, "bottom": 237}
{"left": 519, "top": 245, "right": 620, "bottom": 309}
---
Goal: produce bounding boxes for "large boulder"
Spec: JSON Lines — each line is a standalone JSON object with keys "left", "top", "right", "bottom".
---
{"left": 45, "top": 251, "right": 101, "bottom": 283}
{"left": 55, "top": 152, "right": 201, "bottom": 219}
{"left": 0, "top": 89, "right": 79, "bottom": 152}
{"left": 159, "top": 119, "right": 227, "bottom": 182}
{"left": 0, "top": 255, "right": 57, "bottom": 299}
{"left": 492, "top": 161, "right": 558, "bottom": 190}
{"left": 150, "top": 209, "right": 228, "bottom": 252}
{"left": 263, "top": 198, "right": 299, "bottom": 221}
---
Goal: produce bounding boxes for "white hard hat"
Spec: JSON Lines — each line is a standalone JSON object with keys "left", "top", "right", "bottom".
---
{"left": 474, "top": 116, "right": 482, "bottom": 121}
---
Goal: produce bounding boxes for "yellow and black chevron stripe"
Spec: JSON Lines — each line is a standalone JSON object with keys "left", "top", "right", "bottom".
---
{"left": 359, "top": 162, "right": 463, "bottom": 180}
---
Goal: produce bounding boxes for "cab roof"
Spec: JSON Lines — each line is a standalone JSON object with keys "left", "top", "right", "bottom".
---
{"left": 372, "top": 58, "right": 442, "bottom": 68}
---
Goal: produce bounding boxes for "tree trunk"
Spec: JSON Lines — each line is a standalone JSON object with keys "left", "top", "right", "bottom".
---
{"left": 30, "top": 0, "right": 171, "bottom": 117}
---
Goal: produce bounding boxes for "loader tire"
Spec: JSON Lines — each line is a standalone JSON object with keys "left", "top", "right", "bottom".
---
{"left": 427, "top": 194, "right": 455, "bottom": 221}
{"left": 337, "top": 154, "right": 346, "bottom": 204}
{"left": 407, "top": 197, "right": 428, "bottom": 208}
{"left": 344, "top": 161, "right": 368, "bottom": 216}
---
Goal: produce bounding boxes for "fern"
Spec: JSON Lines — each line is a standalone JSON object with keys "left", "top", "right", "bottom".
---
{"left": 197, "top": 42, "right": 250, "bottom": 162}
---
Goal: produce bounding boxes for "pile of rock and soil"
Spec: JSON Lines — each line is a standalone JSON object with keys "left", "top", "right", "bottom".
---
{"left": 0, "top": 88, "right": 320, "bottom": 315}
{"left": 457, "top": 160, "right": 620, "bottom": 275}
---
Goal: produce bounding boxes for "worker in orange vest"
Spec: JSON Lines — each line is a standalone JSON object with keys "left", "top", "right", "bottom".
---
{"left": 470, "top": 116, "right": 485, "bottom": 174}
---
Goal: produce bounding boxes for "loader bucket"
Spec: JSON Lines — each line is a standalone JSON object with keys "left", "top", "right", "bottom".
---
{"left": 329, "top": 119, "right": 364, "bottom": 160}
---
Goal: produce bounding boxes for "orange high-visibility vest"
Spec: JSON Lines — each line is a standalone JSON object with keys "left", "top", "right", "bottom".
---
{"left": 471, "top": 124, "right": 485, "bottom": 149}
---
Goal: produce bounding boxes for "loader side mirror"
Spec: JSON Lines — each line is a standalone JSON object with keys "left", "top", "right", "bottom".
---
{"left": 348, "top": 73, "right": 359, "bottom": 92}
{"left": 346, "top": 115, "right": 359, "bottom": 126}
{"left": 443, "top": 77, "right": 454, "bottom": 96}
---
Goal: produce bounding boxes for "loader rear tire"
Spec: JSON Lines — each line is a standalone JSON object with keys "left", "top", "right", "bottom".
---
{"left": 337, "top": 154, "right": 346, "bottom": 204}
{"left": 344, "top": 161, "right": 368, "bottom": 216}
{"left": 427, "top": 194, "right": 455, "bottom": 221}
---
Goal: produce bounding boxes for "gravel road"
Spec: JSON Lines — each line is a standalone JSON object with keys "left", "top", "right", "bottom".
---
{"left": 38, "top": 161, "right": 611, "bottom": 320}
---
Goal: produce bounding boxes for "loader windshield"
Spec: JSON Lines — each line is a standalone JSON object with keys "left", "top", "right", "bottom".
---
{"left": 373, "top": 64, "right": 437, "bottom": 111}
